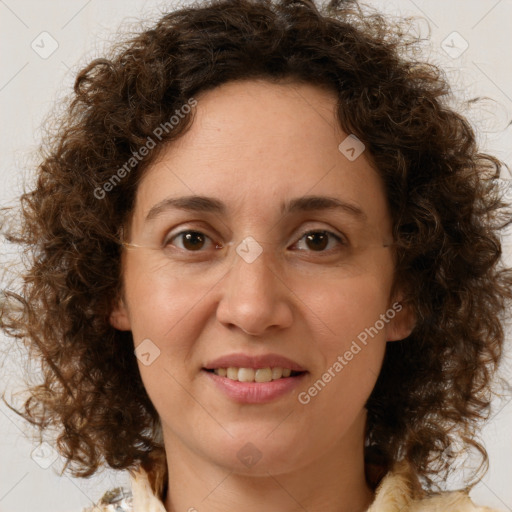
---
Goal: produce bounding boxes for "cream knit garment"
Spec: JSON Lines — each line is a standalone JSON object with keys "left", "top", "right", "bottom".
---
{"left": 83, "top": 459, "right": 503, "bottom": 512}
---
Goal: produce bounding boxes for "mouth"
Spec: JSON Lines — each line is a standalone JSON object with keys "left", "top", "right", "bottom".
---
{"left": 202, "top": 367, "right": 308, "bottom": 404}
{"left": 202, "top": 353, "right": 308, "bottom": 403}
{"left": 202, "top": 367, "right": 305, "bottom": 382}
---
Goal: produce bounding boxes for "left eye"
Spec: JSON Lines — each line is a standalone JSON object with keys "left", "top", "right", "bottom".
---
{"left": 166, "top": 229, "right": 345, "bottom": 253}
{"left": 167, "top": 230, "right": 217, "bottom": 251}
{"left": 292, "top": 230, "right": 346, "bottom": 252}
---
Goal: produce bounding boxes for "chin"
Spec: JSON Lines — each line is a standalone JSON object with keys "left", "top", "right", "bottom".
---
{"left": 203, "top": 432, "right": 310, "bottom": 476}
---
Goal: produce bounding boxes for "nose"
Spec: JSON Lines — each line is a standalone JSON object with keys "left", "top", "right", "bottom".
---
{"left": 215, "top": 240, "right": 294, "bottom": 336}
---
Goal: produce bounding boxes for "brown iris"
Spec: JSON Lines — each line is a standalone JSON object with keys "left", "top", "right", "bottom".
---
{"left": 304, "top": 231, "right": 329, "bottom": 251}
{"left": 181, "top": 231, "right": 207, "bottom": 251}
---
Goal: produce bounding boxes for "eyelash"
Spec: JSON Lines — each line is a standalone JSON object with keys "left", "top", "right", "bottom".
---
{"left": 164, "top": 228, "right": 348, "bottom": 255}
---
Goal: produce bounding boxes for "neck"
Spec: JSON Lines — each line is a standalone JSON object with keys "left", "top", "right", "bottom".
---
{"left": 162, "top": 412, "right": 376, "bottom": 512}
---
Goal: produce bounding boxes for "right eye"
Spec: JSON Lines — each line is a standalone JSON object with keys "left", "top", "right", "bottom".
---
{"left": 164, "top": 230, "right": 221, "bottom": 253}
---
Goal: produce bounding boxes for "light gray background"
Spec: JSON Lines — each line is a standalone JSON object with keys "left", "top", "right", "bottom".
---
{"left": 0, "top": 1, "right": 511, "bottom": 511}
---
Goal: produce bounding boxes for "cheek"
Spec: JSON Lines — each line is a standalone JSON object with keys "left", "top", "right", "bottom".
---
{"left": 121, "top": 258, "right": 212, "bottom": 399}
{"left": 298, "top": 273, "right": 392, "bottom": 401}
{"left": 297, "top": 283, "right": 389, "bottom": 426}
{"left": 122, "top": 255, "right": 212, "bottom": 342}
{"left": 306, "top": 270, "right": 394, "bottom": 346}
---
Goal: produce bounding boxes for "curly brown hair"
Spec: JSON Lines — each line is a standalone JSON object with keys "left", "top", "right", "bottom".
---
{"left": 2, "top": 0, "right": 512, "bottom": 495}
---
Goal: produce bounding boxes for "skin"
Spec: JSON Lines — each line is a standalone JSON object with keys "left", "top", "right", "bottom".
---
{"left": 110, "top": 79, "right": 416, "bottom": 512}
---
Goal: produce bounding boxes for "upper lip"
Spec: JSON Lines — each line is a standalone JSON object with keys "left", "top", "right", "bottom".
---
{"left": 204, "top": 353, "right": 306, "bottom": 372}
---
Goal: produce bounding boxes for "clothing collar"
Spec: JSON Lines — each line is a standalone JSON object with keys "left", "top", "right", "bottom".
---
{"left": 125, "top": 457, "right": 481, "bottom": 512}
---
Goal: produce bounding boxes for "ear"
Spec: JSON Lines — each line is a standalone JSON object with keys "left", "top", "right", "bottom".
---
{"left": 109, "top": 296, "right": 132, "bottom": 331}
{"left": 386, "top": 292, "right": 416, "bottom": 342}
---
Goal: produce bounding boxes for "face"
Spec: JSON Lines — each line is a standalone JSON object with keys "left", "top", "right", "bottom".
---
{"left": 110, "top": 79, "right": 415, "bottom": 476}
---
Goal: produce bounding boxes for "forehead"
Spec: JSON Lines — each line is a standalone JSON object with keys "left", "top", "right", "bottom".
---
{"left": 132, "top": 79, "right": 390, "bottom": 231}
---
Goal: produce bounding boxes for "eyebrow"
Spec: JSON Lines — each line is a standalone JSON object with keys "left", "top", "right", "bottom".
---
{"left": 145, "top": 195, "right": 368, "bottom": 223}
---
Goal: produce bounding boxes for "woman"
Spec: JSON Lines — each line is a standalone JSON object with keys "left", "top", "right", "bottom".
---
{"left": 1, "top": 0, "right": 511, "bottom": 511}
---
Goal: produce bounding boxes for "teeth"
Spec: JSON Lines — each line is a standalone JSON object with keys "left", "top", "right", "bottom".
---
{"left": 255, "top": 368, "right": 273, "bottom": 382}
{"left": 227, "top": 367, "right": 238, "bottom": 380}
{"left": 212, "top": 366, "right": 297, "bottom": 382}
{"left": 238, "top": 368, "right": 255, "bottom": 382}
{"left": 271, "top": 367, "right": 282, "bottom": 380}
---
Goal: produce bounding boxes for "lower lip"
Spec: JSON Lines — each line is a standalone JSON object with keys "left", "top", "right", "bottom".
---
{"left": 202, "top": 370, "right": 307, "bottom": 404}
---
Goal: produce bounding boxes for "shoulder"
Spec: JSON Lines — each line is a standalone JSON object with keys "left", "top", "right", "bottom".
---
{"left": 409, "top": 491, "right": 502, "bottom": 512}
{"left": 81, "top": 487, "right": 133, "bottom": 512}
{"left": 79, "top": 466, "right": 166, "bottom": 512}
{"left": 368, "top": 459, "right": 503, "bottom": 512}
